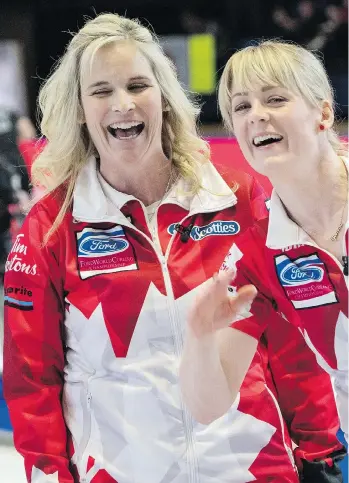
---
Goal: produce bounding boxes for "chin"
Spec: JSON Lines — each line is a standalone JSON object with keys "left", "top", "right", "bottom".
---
{"left": 262, "top": 153, "right": 290, "bottom": 175}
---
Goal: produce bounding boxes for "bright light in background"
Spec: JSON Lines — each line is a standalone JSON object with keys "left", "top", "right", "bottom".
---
{"left": 160, "top": 34, "right": 216, "bottom": 95}
{"left": 0, "top": 445, "right": 26, "bottom": 483}
{"left": 0, "top": 41, "right": 28, "bottom": 115}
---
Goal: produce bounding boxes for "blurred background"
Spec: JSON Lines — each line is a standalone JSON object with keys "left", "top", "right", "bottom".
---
{"left": 0, "top": 0, "right": 348, "bottom": 128}
{"left": 0, "top": 0, "right": 348, "bottom": 481}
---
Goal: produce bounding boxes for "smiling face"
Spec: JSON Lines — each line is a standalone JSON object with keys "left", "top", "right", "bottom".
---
{"left": 218, "top": 42, "right": 337, "bottom": 179}
{"left": 80, "top": 41, "right": 165, "bottom": 165}
{"left": 230, "top": 84, "right": 322, "bottom": 176}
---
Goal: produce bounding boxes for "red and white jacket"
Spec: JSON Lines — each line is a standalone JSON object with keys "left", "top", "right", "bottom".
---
{"left": 3, "top": 157, "right": 343, "bottom": 483}
{"left": 222, "top": 187, "right": 348, "bottom": 442}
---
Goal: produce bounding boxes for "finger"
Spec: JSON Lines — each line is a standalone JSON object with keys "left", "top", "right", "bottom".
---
{"left": 236, "top": 284, "right": 257, "bottom": 302}
{"left": 229, "top": 284, "right": 257, "bottom": 317}
{"left": 213, "top": 268, "right": 236, "bottom": 292}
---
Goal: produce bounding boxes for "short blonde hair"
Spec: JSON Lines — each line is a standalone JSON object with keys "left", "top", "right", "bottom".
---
{"left": 32, "top": 13, "right": 210, "bottom": 240}
{"left": 218, "top": 40, "right": 344, "bottom": 154}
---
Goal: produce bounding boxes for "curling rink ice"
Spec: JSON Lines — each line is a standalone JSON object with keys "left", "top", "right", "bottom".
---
{"left": 0, "top": 443, "right": 27, "bottom": 482}
{"left": 0, "top": 286, "right": 26, "bottom": 483}
{"left": 0, "top": 285, "right": 26, "bottom": 483}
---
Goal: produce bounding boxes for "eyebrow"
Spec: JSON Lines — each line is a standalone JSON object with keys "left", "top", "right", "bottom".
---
{"left": 87, "top": 81, "right": 109, "bottom": 89}
{"left": 231, "top": 85, "right": 278, "bottom": 100}
{"left": 87, "top": 76, "right": 152, "bottom": 90}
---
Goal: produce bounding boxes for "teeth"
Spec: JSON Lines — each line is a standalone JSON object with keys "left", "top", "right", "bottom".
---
{"left": 109, "top": 121, "right": 143, "bottom": 129}
{"left": 253, "top": 134, "right": 283, "bottom": 145}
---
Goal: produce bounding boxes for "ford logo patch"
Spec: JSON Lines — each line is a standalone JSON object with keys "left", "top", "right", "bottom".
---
{"left": 79, "top": 236, "right": 129, "bottom": 256}
{"left": 280, "top": 264, "right": 324, "bottom": 285}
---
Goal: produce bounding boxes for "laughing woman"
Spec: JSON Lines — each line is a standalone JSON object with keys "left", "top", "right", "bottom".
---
{"left": 180, "top": 40, "right": 348, "bottom": 450}
{"left": 4, "top": 14, "right": 330, "bottom": 483}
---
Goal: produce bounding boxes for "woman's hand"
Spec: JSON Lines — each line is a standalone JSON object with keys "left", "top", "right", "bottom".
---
{"left": 188, "top": 269, "right": 258, "bottom": 338}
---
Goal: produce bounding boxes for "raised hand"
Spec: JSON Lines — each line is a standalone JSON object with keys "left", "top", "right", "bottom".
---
{"left": 188, "top": 269, "right": 258, "bottom": 338}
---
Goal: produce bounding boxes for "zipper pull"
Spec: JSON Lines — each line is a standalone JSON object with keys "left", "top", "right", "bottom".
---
{"left": 342, "top": 256, "right": 348, "bottom": 276}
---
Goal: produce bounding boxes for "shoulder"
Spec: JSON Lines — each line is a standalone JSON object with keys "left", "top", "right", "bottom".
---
{"left": 236, "top": 221, "right": 268, "bottom": 254}
{"left": 252, "top": 217, "right": 269, "bottom": 238}
{"left": 216, "top": 165, "right": 255, "bottom": 192}
{"left": 24, "top": 184, "right": 72, "bottom": 245}
{"left": 30, "top": 184, "right": 69, "bottom": 220}
{"left": 221, "top": 168, "right": 270, "bottom": 223}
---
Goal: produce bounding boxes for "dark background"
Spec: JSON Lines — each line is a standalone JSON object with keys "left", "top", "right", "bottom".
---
{"left": 1, "top": 0, "right": 348, "bottom": 127}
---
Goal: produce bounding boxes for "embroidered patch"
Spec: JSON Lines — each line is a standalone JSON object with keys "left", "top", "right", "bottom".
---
{"left": 274, "top": 252, "right": 338, "bottom": 309}
{"left": 76, "top": 226, "right": 138, "bottom": 280}
{"left": 168, "top": 220, "right": 240, "bottom": 241}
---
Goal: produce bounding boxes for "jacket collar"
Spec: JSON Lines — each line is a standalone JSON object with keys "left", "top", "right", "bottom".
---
{"left": 72, "top": 156, "right": 237, "bottom": 223}
{"left": 266, "top": 190, "right": 310, "bottom": 249}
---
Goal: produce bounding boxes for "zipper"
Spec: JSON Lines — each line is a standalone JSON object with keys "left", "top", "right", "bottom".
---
{"left": 159, "top": 224, "right": 199, "bottom": 483}
{"left": 264, "top": 385, "right": 298, "bottom": 475}
{"left": 158, "top": 206, "right": 235, "bottom": 481}
{"left": 76, "top": 376, "right": 94, "bottom": 481}
{"left": 144, "top": 208, "right": 215, "bottom": 482}
{"left": 73, "top": 204, "right": 236, "bottom": 482}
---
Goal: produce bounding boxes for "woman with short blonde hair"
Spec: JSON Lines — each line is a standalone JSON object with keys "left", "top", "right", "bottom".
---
{"left": 181, "top": 40, "right": 348, "bottom": 459}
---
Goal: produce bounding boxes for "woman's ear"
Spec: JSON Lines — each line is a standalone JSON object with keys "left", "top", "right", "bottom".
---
{"left": 320, "top": 100, "right": 334, "bottom": 129}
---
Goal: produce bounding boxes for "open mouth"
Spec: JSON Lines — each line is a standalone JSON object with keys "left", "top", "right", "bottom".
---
{"left": 107, "top": 121, "right": 145, "bottom": 140}
{"left": 252, "top": 134, "right": 283, "bottom": 147}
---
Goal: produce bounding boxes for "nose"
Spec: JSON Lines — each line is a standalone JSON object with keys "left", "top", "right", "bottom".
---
{"left": 247, "top": 100, "right": 269, "bottom": 124}
{"left": 111, "top": 90, "right": 135, "bottom": 114}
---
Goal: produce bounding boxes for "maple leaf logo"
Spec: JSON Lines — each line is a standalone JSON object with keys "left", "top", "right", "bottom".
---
{"left": 64, "top": 282, "right": 276, "bottom": 482}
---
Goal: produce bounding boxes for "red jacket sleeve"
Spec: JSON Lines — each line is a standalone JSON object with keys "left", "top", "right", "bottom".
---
{"left": 218, "top": 173, "right": 272, "bottom": 337}
{"left": 220, "top": 229, "right": 273, "bottom": 340}
{"left": 248, "top": 175, "right": 270, "bottom": 222}
{"left": 265, "top": 313, "right": 346, "bottom": 481}
{"left": 3, "top": 202, "right": 75, "bottom": 482}
{"left": 217, "top": 168, "right": 270, "bottom": 225}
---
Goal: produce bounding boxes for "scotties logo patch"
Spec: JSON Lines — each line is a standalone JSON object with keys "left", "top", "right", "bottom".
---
{"left": 76, "top": 226, "right": 138, "bottom": 279}
{"left": 275, "top": 253, "right": 337, "bottom": 309}
{"left": 168, "top": 220, "right": 240, "bottom": 241}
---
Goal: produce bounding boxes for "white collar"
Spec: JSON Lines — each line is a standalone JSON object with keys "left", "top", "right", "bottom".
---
{"left": 266, "top": 190, "right": 311, "bottom": 249}
{"left": 72, "top": 156, "right": 237, "bottom": 223}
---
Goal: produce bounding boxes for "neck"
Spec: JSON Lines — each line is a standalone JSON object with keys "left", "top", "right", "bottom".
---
{"left": 99, "top": 150, "right": 173, "bottom": 206}
{"left": 270, "top": 150, "right": 348, "bottom": 240}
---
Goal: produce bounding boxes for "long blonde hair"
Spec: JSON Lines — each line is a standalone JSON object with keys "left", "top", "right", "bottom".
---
{"left": 33, "top": 13, "right": 210, "bottom": 240}
{"left": 218, "top": 40, "right": 344, "bottom": 154}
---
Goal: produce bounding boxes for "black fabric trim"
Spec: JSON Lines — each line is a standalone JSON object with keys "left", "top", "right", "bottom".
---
{"left": 300, "top": 447, "right": 347, "bottom": 483}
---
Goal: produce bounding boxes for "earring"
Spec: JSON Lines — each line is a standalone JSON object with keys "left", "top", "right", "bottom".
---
{"left": 319, "top": 123, "right": 325, "bottom": 131}
{"left": 163, "top": 105, "right": 171, "bottom": 112}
